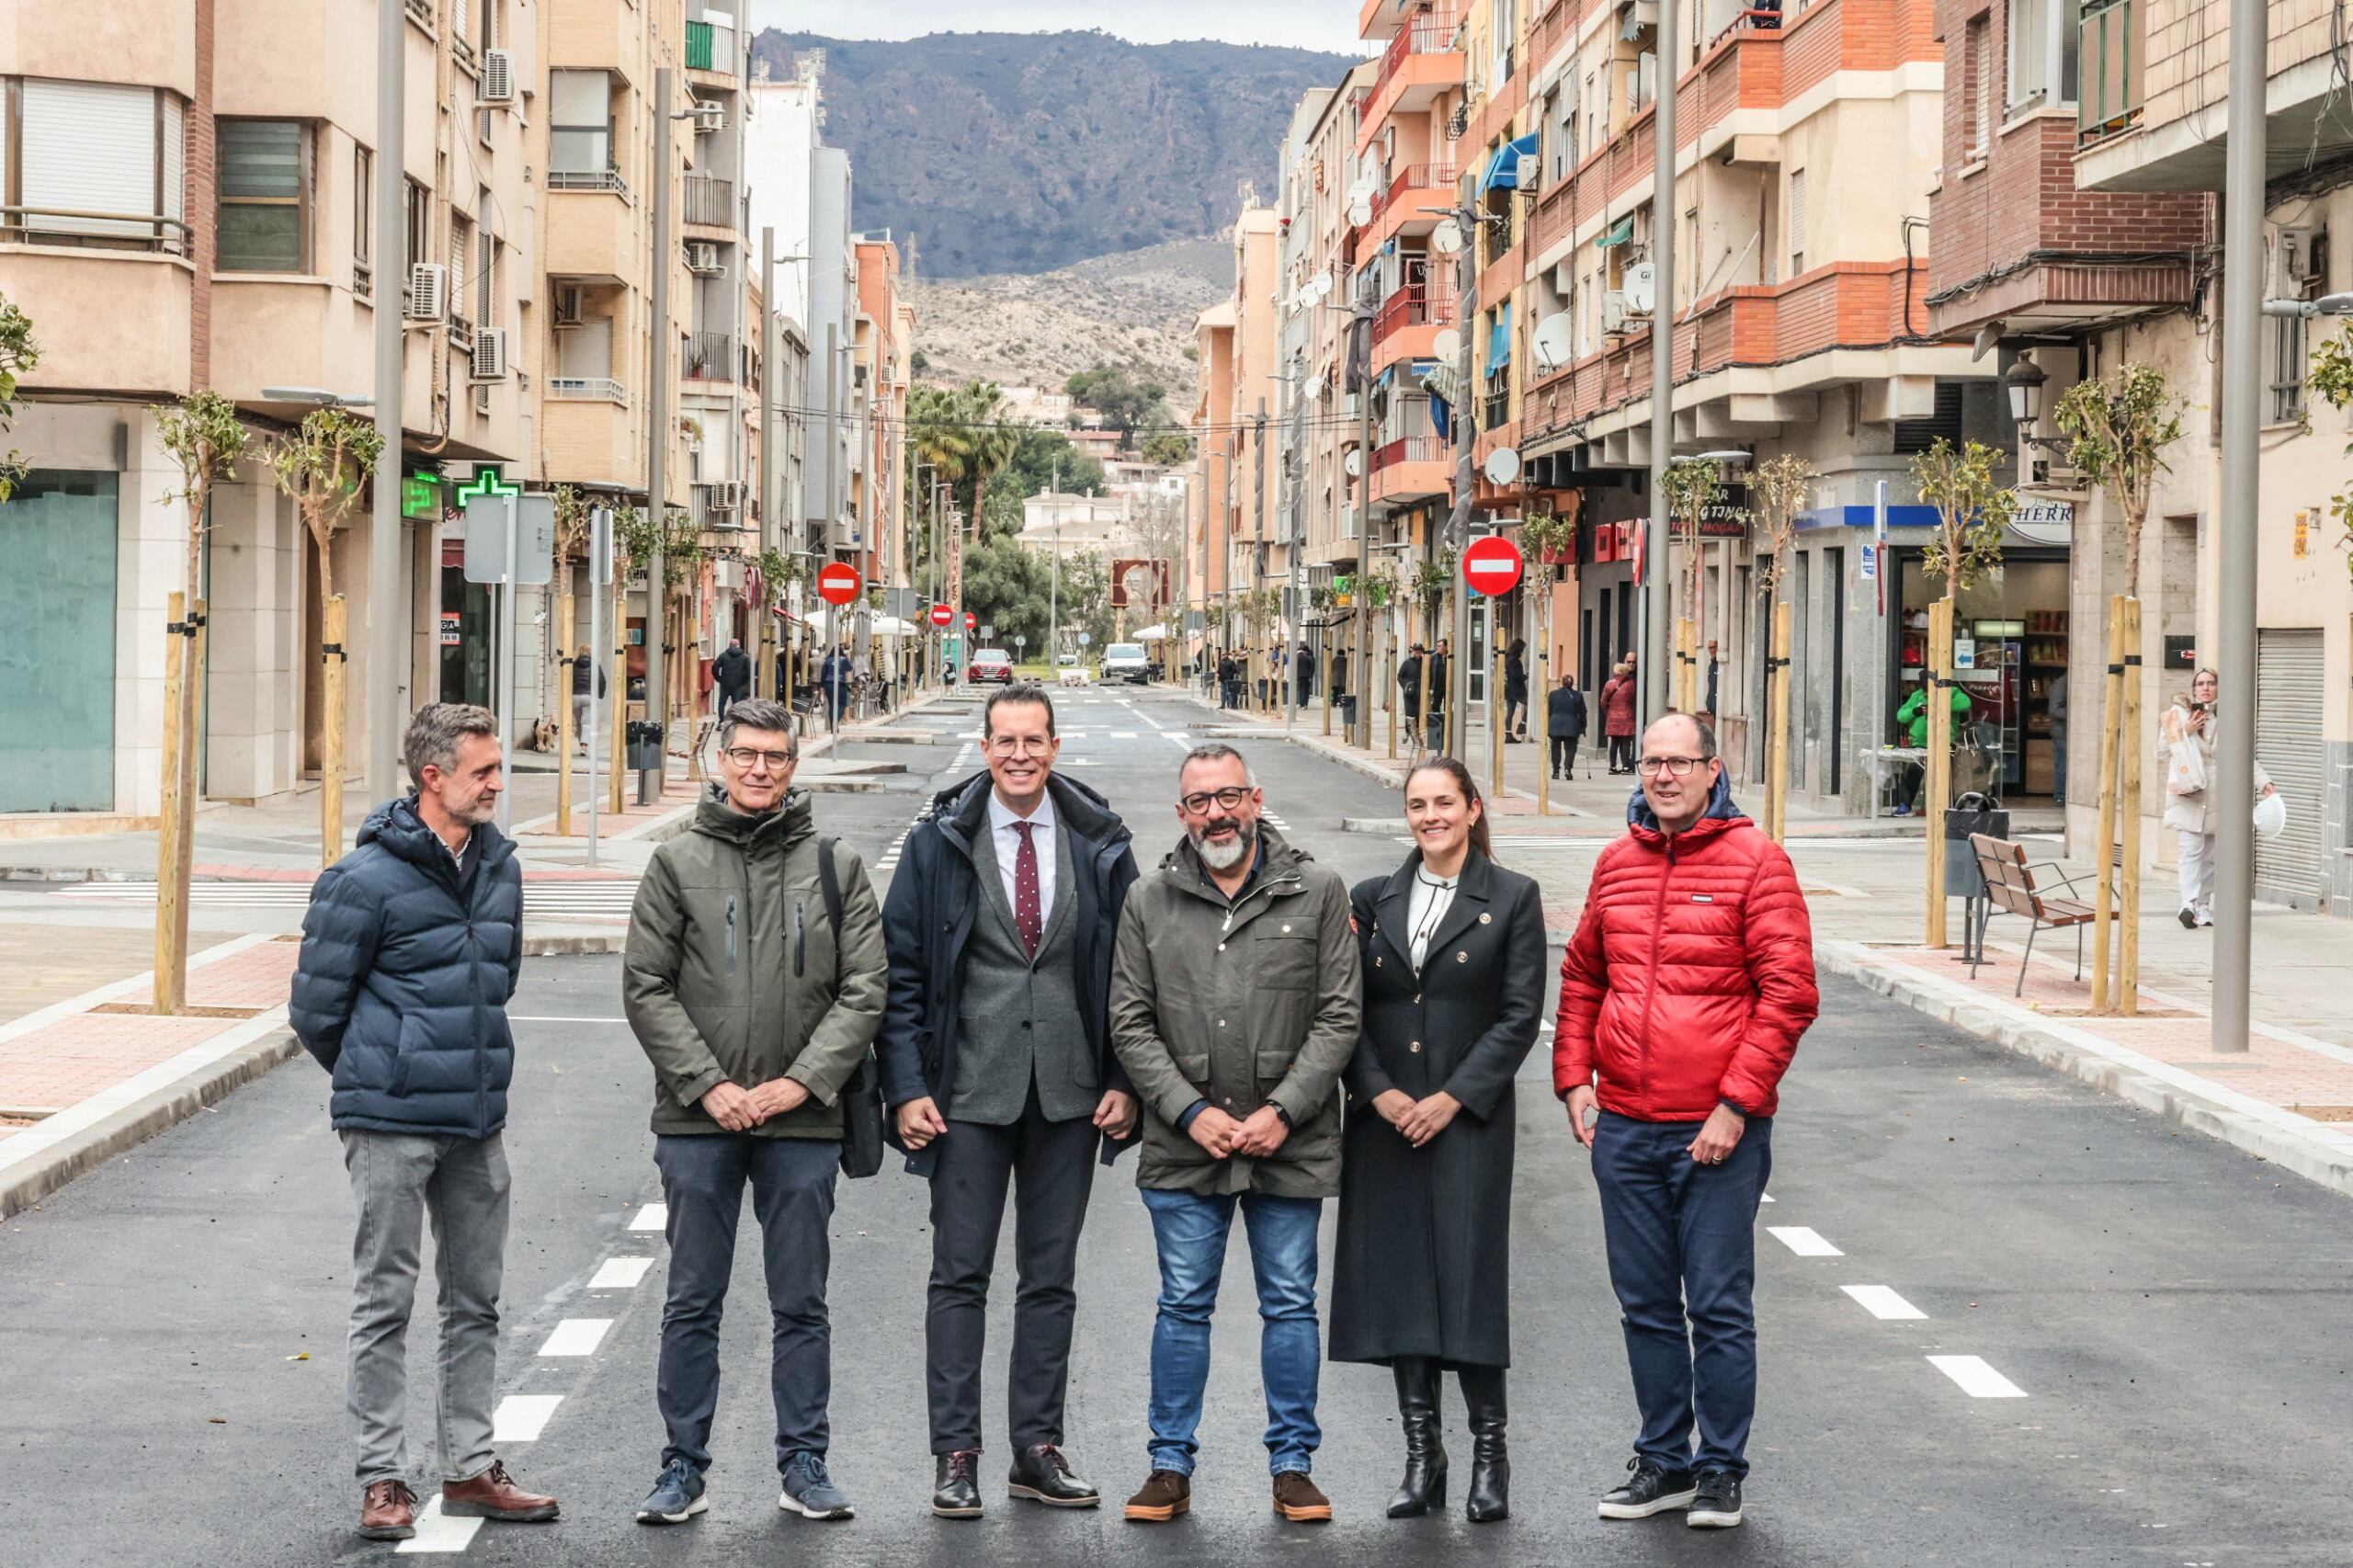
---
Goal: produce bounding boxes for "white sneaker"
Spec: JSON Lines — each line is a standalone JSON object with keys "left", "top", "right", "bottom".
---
{"left": 2194, "top": 907, "right": 2213, "bottom": 927}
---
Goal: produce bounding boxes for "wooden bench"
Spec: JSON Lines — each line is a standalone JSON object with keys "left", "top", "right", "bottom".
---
{"left": 1968, "top": 835, "right": 2105, "bottom": 996}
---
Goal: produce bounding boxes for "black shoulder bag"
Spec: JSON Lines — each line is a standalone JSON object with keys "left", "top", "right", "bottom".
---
{"left": 816, "top": 835, "right": 887, "bottom": 1179}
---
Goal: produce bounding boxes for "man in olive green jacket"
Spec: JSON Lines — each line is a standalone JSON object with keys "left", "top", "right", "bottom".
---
{"left": 622, "top": 699, "right": 885, "bottom": 1528}
{"left": 1108, "top": 744, "right": 1360, "bottom": 1525}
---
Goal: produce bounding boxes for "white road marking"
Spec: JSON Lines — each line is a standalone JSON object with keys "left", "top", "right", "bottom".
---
{"left": 1164, "top": 733, "right": 1193, "bottom": 749}
{"left": 1928, "top": 1355, "right": 2028, "bottom": 1398}
{"left": 628, "top": 1203, "right": 667, "bottom": 1232}
{"left": 1767, "top": 1225, "right": 1844, "bottom": 1257}
{"left": 393, "top": 1499, "right": 483, "bottom": 1553}
{"left": 538, "top": 1318, "right": 613, "bottom": 1357}
{"left": 1841, "top": 1284, "right": 1928, "bottom": 1321}
{"left": 1759, "top": 1193, "right": 1775, "bottom": 1203}
{"left": 491, "top": 1393, "right": 565, "bottom": 1441}
{"left": 589, "top": 1256, "right": 655, "bottom": 1290}
{"left": 1110, "top": 731, "right": 1139, "bottom": 739}
{"left": 510, "top": 1016, "right": 626, "bottom": 1024}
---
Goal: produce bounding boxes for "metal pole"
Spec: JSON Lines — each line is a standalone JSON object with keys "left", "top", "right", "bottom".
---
{"left": 1255, "top": 399, "right": 1268, "bottom": 711}
{"left": 2211, "top": 0, "right": 2264, "bottom": 1052}
{"left": 1049, "top": 460, "right": 1060, "bottom": 665}
{"left": 642, "top": 65, "right": 673, "bottom": 805}
{"left": 1354, "top": 280, "right": 1375, "bottom": 748}
{"left": 366, "top": 0, "right": 405, "bottom": 799}
{"left": 496, "top": 494, "right": 517, "bottom": 830}
{"left": 1449, "top": 199, "right": 1479, "bottom": 753}
{"left": 585, "top": 505, "right": 607, "bottom": 864}
{"left": 1643, "top": 0, "right": 1678, "bottom": 725}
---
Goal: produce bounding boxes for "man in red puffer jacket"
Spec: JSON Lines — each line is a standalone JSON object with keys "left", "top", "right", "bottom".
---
{"left": 1554, "top": 712, "right": 1817, "bottom": 1534}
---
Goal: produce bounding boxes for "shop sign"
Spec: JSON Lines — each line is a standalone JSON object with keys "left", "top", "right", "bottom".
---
{"left": 2008, "top": 497, "right": 2075, "bottom": 546}
{"left": 1695, "top": 486, "right": 1750, "bottom": 540}
{"left": 1954, "top": 638, "right": 1977, "bottom": 671}
{"left": 439, "top": 612, "right": 462, "bottom": 648}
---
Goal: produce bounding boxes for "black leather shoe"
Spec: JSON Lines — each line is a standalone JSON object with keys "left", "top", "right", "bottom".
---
{"left": 932, "top": 1450, "right": 983, "bottom": 1519}
{"left": 1459, "top": 1365, "right": 1509, "bottom": 1522}
{"left": 1007, "top": 1443, "right": 1100, "bottom": 1508}
{"left": 1386, "top": 1358, "right": 1448, "bottom": 1518}
{"left": 1598, "top": 1457, "right": 1698, "bottom": 1519}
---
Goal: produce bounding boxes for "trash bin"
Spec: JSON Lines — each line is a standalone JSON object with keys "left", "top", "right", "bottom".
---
{"left": 1943, "top": 793, "right": 2009, "bottom": 898}
{"left": 626, "top": 720, "right": 663, "bottom": 774}
{"left": 1339, "top": 695, "right": 1358, "bottom": 728}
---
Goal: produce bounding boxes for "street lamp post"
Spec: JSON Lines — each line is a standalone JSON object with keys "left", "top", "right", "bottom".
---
{"left": 1643, "top": 0, "right": 1680, "bottom": 725}
{"left": 367, "top": 0, "right": 404, "bottom": 801}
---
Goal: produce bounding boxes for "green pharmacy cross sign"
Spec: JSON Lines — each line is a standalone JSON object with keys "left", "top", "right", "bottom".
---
{"left": 454, "top": 470, "right": 521, "bottom": 506}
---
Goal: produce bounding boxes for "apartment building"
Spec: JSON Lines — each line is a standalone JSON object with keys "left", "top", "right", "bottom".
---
{"left": 1188, "top": 209, "right": 1283, "bottom": 646}
{"left": 2062, "top": 0, "right": 2353, "bottom": 914}
{"left": 853, "top": 232, "right": 909, "bottom": 596}
{"left": 1, "top": 0, "right": 531, "bottom": 820}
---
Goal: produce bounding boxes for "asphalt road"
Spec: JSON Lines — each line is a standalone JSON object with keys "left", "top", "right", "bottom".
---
{"left": 0, "top": 687, "right": 2345, "bottom": 1566}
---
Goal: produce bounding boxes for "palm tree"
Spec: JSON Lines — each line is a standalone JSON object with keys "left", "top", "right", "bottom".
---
{"left": 907, "top": 383, "right": 973, "bottom": 574}
{"left": 959, "top": 381, "right": 1019, "bottom": 542}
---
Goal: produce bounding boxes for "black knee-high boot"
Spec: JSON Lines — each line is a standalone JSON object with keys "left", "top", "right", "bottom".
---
{"left": 1458, "top": 1364, "right": 1509, "bottom": 1522}
{"left": 1387, "top": 1357, "right": 1448, "bottom": 1518}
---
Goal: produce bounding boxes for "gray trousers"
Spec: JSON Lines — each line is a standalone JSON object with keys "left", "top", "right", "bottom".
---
{"left": 340, "top": 1129, "right": 511, "bottom": 1486}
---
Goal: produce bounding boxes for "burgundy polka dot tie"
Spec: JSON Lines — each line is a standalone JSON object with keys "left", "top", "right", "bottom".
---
{"left": 1014, "top": 820, "right": 1042, "bottom": 958}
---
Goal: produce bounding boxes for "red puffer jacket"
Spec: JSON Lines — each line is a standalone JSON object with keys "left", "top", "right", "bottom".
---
{"left": 1552, "top": 776, "right": 1818, "bottom": 1119}
{"left": 1599, "top": 676, "right": 1639, "bottom": 737}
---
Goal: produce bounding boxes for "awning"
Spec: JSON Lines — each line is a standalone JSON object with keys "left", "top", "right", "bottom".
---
{"left": 1134, "top": 623, "right": 1169, "bottom": 641}
{"left": 870, "top": 616, "right": 918, "bottom": 635}
{"left": 1479, "top": 133, "right": 1540, "bottom": 196}
{"left": 1597, "top": 214, "right": 1635, "bottom": 248}
{"left": 1486, "top": 302, "right": 1512, "bottom": 376}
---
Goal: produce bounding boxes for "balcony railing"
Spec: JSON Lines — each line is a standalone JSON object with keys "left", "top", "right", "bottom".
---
{"left": 683, "top": 174, "right": 734, "bottom": 228}
{"left": 1372, "top": 287, "right": 1457, "bottom": 344}
{"left": 1373, "top": 435, "right": 1446, "bottom": 472}
{"left": 1368, "top": 7, "right": 1462, "bottom": 108}
{"left": 549, "top": 168, "right": 628, "bottom": 195}
{"left": 2077, "top": 0, "right": 2141, "bottom": 145}
{"left": 1482, "top": 204, "right": 1516, "bottom": 266}
{"left": 1483, "top": 391, "right": 1512, "bottom": 429}
{"left": 1370, "top": 161, "right": 1457, "bottom": 230}
{"left": 686, "top": 18, "right": 715, "bottom": 71}
{"left": 1, "top": 205, "right": 193, "bottom": 255}
{"left": 683, "top": 331, "right": 738, "bottom": 381}
{"left": 549, "top": 377, "right": 626, "bottom": 403}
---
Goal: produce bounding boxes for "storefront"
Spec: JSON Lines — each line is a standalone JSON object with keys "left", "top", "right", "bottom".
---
{"left": 1888, "top": 549, "right": 2072, "bottom": 801}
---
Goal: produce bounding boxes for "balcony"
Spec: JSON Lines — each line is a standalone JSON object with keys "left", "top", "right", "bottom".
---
{"left": 6, "top": 245, "right": 192, "bottom": 399}
{"left": 542, "top": 391, "right": 639, "bottom": 491}
{"left": 1370, "top": 434, "right": 1450, "bottom": 502}
{"left": 1370, "top": 287, "right": 1456, "bottom": 372}
{"left": 686, "top": 19, "right": 715, "bottom": 71}
{"left": 683, "top": 174, "right": 734, "bottom": 231}
{"left": 548, "top": 377, "right": 626, "bottom": 402}
{"left": 1358, "top": 8, "right": 1464, "bottom": 153}
{"left": 2076, "top": 0, "right": 2140, "bottom": 147}
{"left": 545, "top": 180, "right": 633, "bottom": 286}
{"left": 683, "top": 331, "right": 739, "bottom": 383}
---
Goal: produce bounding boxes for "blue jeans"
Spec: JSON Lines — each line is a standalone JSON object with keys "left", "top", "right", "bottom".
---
{"left": 2051, "top": 728, "right": 2067, "bottom": 805}
{"left": 654, "top": 1133, "right": 839, "bottom": 1475}
{"left": 1139, "top": 1187, "right": 1323, "bottom": 1477}
{"left": 1590, "top": 1111, "right": 1773, "bottom": 1478}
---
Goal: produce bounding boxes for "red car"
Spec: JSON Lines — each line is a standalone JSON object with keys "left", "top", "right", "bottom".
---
{"left": 967, "top": 647, "right": 1015, "bottom": 685}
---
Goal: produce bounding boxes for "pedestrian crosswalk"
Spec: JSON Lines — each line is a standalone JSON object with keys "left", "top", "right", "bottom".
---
{"left": 51, "top": 879, "right": 644, "bottom": 921}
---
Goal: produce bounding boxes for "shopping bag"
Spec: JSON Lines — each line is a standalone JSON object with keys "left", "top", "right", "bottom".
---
{"left": 2253, "top": 790, "right": 2288, "bottom": 841}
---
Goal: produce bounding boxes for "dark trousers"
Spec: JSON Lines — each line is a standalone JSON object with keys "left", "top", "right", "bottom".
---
{"left": 717, "top": 686, "right": 745, "bottom": 718}
{"left": 1608, "top": 733, "right": 1635, "bottom": 772}
{"left": 1590, "top": 1111, "right": 1773, "bottom": 1478}
{"left": 926, "top": 1090, "right": 1099, "bottom": 1454}
{"left": 654, "top": 1132, "right": 840, "bottom": 1474}
{"left": 1552, "top": 735, "right": 1580, "bottom": 777}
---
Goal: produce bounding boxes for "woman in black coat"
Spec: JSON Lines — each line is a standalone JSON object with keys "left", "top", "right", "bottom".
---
{"left": 1332, "top": 756, "right": 1546, "bottom": 1524}
{"left": 1503, "top": 639, "right": 1529, "bottom": 740}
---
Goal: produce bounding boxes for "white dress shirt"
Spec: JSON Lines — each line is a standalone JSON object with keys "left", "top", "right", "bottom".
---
{"left": 988, "top": 788, "right": 1058, "bottom": 924}
{"left": 1405, "top": 864, "right": 1458, "bottom": 971}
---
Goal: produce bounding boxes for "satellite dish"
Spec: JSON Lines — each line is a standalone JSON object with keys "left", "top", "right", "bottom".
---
{"left": 1310, "top": 270, "right": 1334, "bottom": 298}
{"left": 1348, "top": 200, "right": 1374, "bottom": 227}
{"left": 1531, "top": 312, "right": 1573, "bottom": 370}
{"left": 1623, "top": 261, "right": 1657, "bottom": 316}
{"left": 1348, "top": 176, "right": 1375, "bottom": 201}
{"left": 1304, "top": 376, "right": 1324, "bottom": 403}
{"left": 1483, "top": 446, "right": 1523, "bottom": 487}
{"left": 1432, "top": 220, "right": 1465, "bottom": 256}
{"left": 1345, "top": 449, "right": 1363, "bottom": 478}
{"left": 1432, "top": 327, "right": 1463, "bottom": 361}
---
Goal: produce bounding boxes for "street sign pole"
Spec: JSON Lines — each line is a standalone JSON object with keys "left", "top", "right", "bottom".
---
{"left": 586, "top": 506, "right": 610, "bottom": 865}
{"left": 497, "top": 493, "right": 518, "bottom": 832}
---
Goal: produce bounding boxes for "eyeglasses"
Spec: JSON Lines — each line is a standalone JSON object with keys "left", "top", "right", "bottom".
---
{"left": 1178, "top": 786, "right": 1253, "bottom": 814}
{"left": 1638, "top": 756, "right": 1711, "bottom": 778}
{"left": 986, "top": 735, "right": 1053, "bottom": 756}
{"left": 722, "top": 747, "right": 795, "bottom": 770}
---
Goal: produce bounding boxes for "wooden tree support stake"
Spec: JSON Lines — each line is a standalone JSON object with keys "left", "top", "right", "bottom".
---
{"left": 153, "top": 592, "right": 188, "bottom": 1016}
{"left": 555, "top": 590, "right": 575, "bottom": 836}
{"left": 2118, "top": 596, "right": 2143, "bottom": 1016}
{"left": 2091, "top": 595, "right": 2125, "bottom": 1011}
{"left": 321, "top": 594, "right": 348, "bottom": 867}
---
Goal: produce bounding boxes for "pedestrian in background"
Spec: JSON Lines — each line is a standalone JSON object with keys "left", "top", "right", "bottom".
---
{"left": 1333, "top": 758, "right": 1544, "bottom": 1524}
{"left": 290, "top": 703, "right": 559, "bottom": 1543}
{"left": 1397, "top": 644, "right": 1426, "bottom": 747}
{"left": 2047, "top": 674, "right": 2067, "bottom": 808}
{"left": 623, "top": 697, "right": 887, "bottom": 1528}
{"left": 1600, "top": 663, "right": 1638, "bottom": 774}
{"left": 1549, "top": 670, "right": 1587, "bottom": 780}
{"left": 1217, "top": 651, "right": 1238, "bottom": 710}
{"left": 1427, "top": 639, "right": 1452, "bottom": 752}
{"left": 1894, "top": 671, "right": 1971, "bottom": 815}
{"left": 572, "top": 644, "right": 607, "bottom": 752}
{"left": 1109, "top": 744, "right": 1361, "bottom": 1526}
{"left": 713, "top": 638, "right": 751, "bottom": 720}
{"left": 1556, "top": 714, "right": 1818, "bottom": 1532}
{"left": 2156, "top": 667, "right": 2274, "bottom": 928}
{"left": 820, "top": 644, "right": 854, "bottom": 727}
{"left": 1329, "top": 644, "right": 1349, "bottom": 713}
{"left": 1503, "top": 640, "right": 1529, "bottom": 742}
{"left": 1295, "top": 642, "right": 1314, "bottom": 709}
{"left": 880, "top": 685, "right": 1142, "bottom": 1520}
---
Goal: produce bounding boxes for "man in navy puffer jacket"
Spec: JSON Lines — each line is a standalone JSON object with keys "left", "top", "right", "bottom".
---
{"left": 291, "top": 703, "right": 558, "bottom": 1542}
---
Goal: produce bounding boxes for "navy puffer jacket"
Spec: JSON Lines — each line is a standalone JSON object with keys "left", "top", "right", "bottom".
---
{"left": 290, "top": 797, "right": 525, "bottom": 1139}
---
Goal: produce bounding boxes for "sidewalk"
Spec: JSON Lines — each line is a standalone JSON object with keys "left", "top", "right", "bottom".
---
{"left": 1196, "top": 679, "right": 2353, "bottom": 1201}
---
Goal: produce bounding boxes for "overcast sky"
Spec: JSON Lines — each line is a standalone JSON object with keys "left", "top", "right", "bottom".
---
{"left": 747, "top": 1, "right": 1365, "bottom": 55}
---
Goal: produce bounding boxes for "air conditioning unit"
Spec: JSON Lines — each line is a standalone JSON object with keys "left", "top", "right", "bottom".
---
{"left": 406, "top": 262, "right": 448, "bottom": 322}
{"left": 2274, "top": 226, "right": 2325, "bottom": 293}
{"left": 691, "top": 102, "right": 725, "bottom": 134}
{"left": 710, "top": 480, "right": 745, "bottom": 510}
{"left": 1601, "top": 290, "right": 1628, "bottom": 334}
{"left": 470, "top": 327, "right": 508, "bottom": 382}
{"left": 478, "top": 49, "right": 516, "bottom": 104}
{"left": 551, "top": 283, "right": 585, "bottom": 328}
{"left": 685, "top": 241, "right": 722, "bottom": 275}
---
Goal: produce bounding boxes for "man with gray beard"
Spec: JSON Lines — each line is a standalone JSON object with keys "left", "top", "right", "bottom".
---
{"left": 1108, "top": 744, "right": 1361, "bottom": 1526}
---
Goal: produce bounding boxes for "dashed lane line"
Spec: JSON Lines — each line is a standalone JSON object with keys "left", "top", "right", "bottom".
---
{"left": 393, "top": 1502, "right": 482, "bottom": 1554}
{"left": 589, "top": 1256, "right": 655, "bottom": 1290}
{"left": 1927, "top": 1355, "right": 2029, "bottom": 1398}
{"left": 628, "top": 1203, "right": 667, "bottom": 1232}
{"left": 490, "top": 1394, "right": 565, "bottom": 1442}
{"left": 1840, "top": 1284, "right": 1928, "bottom": 1321}
{"left": 538, "top": 1318, "right": 613, "bottom": 1358}
{"left": 1767, "top": 1225, "right": 1844, "bottom": 1257}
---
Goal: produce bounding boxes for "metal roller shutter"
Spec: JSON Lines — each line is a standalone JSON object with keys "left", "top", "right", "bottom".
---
{"left": 20, "top": 80, "right": 157, "bottom": 240}
{"left": 2255, "top": 628, "right": 2325, "bottom": 909}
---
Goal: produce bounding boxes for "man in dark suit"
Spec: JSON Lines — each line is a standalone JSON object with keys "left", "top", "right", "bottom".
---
{"left": 881, "top": 684, "right": 1142, "bottom": 1520}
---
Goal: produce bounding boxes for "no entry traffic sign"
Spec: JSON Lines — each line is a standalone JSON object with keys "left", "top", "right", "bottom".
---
{"left": 930, "top": 602, "right": 954, "bottom": 628}
{"left": 817, "top": 562, "right": 860, "bottom": 606}
{"left": 1461, "top": 534, "right": 1524, "bottom": 597}
{"left": 963, "top": 611, "right": 978, "bottom": 631}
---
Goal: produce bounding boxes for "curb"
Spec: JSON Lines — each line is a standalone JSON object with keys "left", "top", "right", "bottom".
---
{"left": 0, "top": 1025, "right": 301, "bottom": 1222}
{"left": 1816, "top": 941, "right": 2353, "bottom": 1201}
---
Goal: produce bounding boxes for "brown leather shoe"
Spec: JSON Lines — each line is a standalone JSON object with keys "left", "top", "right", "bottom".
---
{"left": 1272, "top": 1471, "right": 1333, "bottom": 1522}
{"left": 1122, "top": 1469, "right": 1192, "bottom": 1522}
{"left": 441, "top": 1460, "right": 560, "bottom": 1522}
{"left": 358, "top": 1479, "right": 418, "bottom": 1540}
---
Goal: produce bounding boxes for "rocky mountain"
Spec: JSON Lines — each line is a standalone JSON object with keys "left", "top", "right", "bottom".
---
{"left": 752, "top": 28, "right": 1354, "bottom": 279}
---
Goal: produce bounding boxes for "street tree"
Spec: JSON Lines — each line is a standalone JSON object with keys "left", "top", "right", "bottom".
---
{"left": 2052, "top": 363, "right": 2186, "bottom": 1012}
{"left": 267, "top": 407, "right": 385, "bottom": 864}
{"left": 2294, "top": 330, "right": 2353, "bottom": 577}
{"left": 958, "top": 381, "right": 1019, "bottom": 544}
{"left": 149, "top": 391, "right": 249, "bottom": 1010}
{"left": 0, "top": 290, "right": 39, "bottom": 504}
{"left": 1662, "top": 459, "right": 1739, "bottom": 711}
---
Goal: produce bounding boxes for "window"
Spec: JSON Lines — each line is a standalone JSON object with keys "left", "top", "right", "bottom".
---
{"left": 550, "top": 70, "right": 613, "bottom": 180}
{"left": 1788, "top": 168, "right": 1807, "bottom": 275}
{"left": 217, "top": 119, "right": 309, "bottom": 272}
{"left": 449, "top": 212, "right": 472, "bottom": 333}
{"left": 404, "top": 177, "right": 430, "bottom": 282}
{"left": 2266, "top": 306, "right": 2307, "bottom": 425}
{"left": 12, "top": 79, "right": 187, "bottom": 250}
{"left": 2006, "top": 0, "right": 2081, "bottom": 109}
{"left": 354, "top": 145, "right": 373, "bottom": 295}
{"left": 1967, "top": 18, "right": 1992, "bottom": 156}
